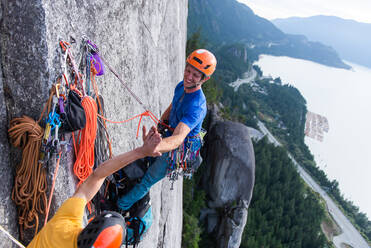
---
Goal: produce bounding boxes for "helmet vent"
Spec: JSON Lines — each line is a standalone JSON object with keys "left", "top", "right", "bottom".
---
{"left": 192, "top": 56, "right": 203, "bottom": 64}
{"left": 204, "top": 65, "right": 210, "bottom": 69}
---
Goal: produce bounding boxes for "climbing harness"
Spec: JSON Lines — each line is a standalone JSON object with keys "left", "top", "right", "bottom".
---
{"left": 166, "top": 129, "right": 206, "bottom": 189}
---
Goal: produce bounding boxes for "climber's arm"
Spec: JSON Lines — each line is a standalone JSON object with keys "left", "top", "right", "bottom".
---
{"left": 73, "top": 126, "right": 161, "bottom": 202}
{"left": 157, "top": 103, "right": 191, "bottom": 152}
{"left": 156, "top": 122, "right": 190, "bottom": 153}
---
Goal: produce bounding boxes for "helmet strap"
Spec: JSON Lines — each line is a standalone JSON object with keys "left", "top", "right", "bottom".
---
{"left": 185, "top": 82, "right": 201, "bottom": 89}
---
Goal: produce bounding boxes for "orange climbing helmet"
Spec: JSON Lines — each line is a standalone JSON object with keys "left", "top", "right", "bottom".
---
{"left": 186, "top": 49, "right": 217, "bottom": 77}
{"left": 77, "top": 211, "right": 126, "bottom": 248}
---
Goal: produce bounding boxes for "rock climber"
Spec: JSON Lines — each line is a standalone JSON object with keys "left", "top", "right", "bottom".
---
{"left": 27, "top": 126, "right": 162, "bottom": 248}
{"left": 117, "top": 49, "right": 217, "bottom": 211}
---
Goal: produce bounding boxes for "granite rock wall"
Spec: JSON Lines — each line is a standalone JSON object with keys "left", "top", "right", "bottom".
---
{"left": 0, "top": 1, "right": 187, "bottom": 247}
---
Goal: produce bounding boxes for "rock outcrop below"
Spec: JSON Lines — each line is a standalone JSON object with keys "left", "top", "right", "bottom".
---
{"left": 203, "top": 108, "right": 255, "bottom": 248}
{"left": 0, "top": 1, "right": 187, "bottom": 247}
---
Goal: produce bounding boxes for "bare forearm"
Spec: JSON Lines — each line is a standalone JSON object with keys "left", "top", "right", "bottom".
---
{"left": 73, "top": 148, "right": 144, "bottom": 202}
{"left": 74, "top": 175, "right": 105, "bottom": 203}
{"left": 94, "top": 148, "right": 144, "bottom": 179}
{"left": 72, "top": 126, "right": 162, "bottom": 202}
{"left": 157, "top": 135, "right": 184, "bottom": 153}
{"left": 157, "top": 121, "right": 190, "bottom": 153}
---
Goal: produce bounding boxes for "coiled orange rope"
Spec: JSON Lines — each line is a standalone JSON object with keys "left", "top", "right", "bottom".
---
{"left": 8, "top": 116, "right": 47, "bottom": 239}
{"left": 7, "top": 86, "right": 58, "bottom": 239}
{"left": 73, "top": 96, "right": 98, "bottom": 182}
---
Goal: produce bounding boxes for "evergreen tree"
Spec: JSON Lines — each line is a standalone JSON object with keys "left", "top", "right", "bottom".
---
{"left": 241, "top": 138, "right": 327, "bottom": 247}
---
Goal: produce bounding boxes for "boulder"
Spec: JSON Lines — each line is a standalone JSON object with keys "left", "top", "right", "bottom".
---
{"left": 206, "top": 120, "right": 255, "bottom": 209}
{"left": 217, "top": 201, "right": 248, "bottom": 248}
{"left": 0, "top": 0, "right": 187, "bottom": 247}
{"left": 203, "top": 107, "right": 255, "bottom": 248}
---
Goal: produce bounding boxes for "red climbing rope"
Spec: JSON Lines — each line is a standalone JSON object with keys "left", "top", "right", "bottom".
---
{"left": 73, "top": 96, "right": 98, "bottom": 182}
{"left": 97, "top": 110, "right": 173, "bottom": 138}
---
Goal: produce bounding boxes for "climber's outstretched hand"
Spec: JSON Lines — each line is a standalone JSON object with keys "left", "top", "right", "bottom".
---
{"left": 141, "top": 125, "right": 162, "bottom": 157}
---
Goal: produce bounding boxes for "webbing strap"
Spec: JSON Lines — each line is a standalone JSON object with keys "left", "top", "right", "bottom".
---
{"left": 44, "top": 151, "right": 62, "bottom": 226}
{"left": 0, "top": 225, "right": 26, "bottom": 248}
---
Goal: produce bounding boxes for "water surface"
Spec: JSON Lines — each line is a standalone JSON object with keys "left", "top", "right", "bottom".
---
{"left": 255, "top": 55, "right": 371, "bottom": 218}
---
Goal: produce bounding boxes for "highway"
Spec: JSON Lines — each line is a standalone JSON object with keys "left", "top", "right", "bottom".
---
{"left": 229, "top": 67, "right": 257, "bottom": 91}
{"left": 256, "top": 121, "right": 370, "bottom": 248}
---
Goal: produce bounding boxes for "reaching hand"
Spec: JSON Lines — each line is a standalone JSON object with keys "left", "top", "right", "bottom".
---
{"left": 140, "top": 126, "right": 162, "bottom": 157}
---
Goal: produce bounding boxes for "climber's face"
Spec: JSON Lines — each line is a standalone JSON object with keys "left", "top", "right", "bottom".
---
{"left": 183, "top": 64, "right": 204, "bottom": 92}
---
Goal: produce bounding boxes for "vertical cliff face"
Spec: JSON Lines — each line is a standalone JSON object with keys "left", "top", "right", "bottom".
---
{"left": 202, "top": 107, "right": 255, "bottom": 248}
{"left": 0, "top": 1, "right": 187, "bottom": 247}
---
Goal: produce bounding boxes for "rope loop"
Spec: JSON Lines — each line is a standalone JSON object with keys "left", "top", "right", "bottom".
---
{"left": 73, "top": 96, "right": 98, "bottom": 182}
{"left": 8, "top": 116, "right": 47, "bottom": 239}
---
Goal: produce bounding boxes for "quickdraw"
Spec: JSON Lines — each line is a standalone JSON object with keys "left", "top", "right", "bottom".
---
{"left": 60, "top": 40, "right": 85, "bottom": 95}
{"left": 39, "top": 84, "right": 69, "bottom": 165}
{"left": 167, "top": 129, "right": 206, "bottom": 189}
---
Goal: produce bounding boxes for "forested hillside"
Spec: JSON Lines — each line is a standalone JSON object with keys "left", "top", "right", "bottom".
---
{"left": 203, "top": 36, "right": 371, "bottom": 245}
{"left": 182, "top": 32, "right": 334, "bottom": 248}
{"left": 242, "top": 138, "right": 328, "bottom": 248}
{"left": 183, "top": 1, "right": 371, "bottom": 247}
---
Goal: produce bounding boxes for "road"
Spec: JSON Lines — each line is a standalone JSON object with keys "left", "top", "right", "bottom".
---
{"left": 229, "top": 67, "right": 257, "bottom": 92}
{"left": 257, "top": 121, "right": 370, "bottom": 248}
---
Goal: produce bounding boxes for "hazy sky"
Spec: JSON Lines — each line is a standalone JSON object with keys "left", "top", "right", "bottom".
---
{"left": 238, "top": 0, "right": 371, "bottom": 23}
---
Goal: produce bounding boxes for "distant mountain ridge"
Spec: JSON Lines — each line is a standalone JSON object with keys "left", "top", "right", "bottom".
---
{"left": 188, "top": 0, "right": 350, "bottom": 69}
{"left": 273, "top": 15, "right": 371, "bottom": 68}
